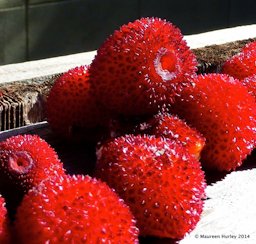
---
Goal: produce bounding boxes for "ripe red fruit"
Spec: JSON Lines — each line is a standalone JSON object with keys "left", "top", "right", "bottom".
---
{"left": 171, "top": 73, "right": 256, "bottom": 171}
{"left": 241, "top": 40, "right": 256, "bottom": 53}
{"left": 15, "top": 175, "right": 139, "bottom": 243}
{"left": 90, "top": 17, "right": 197, "bottom": 116}
{"left": 95, "top": 134, "right": 206, "bottom": 239}
{"left": 222, "top": 41, "right": 256, "bottom": 80}
{"left": 0, "top": 195, "right": 10, "bottom": 244}
{"left": 242, "top": 74, "right": 256, "bottom": 99}
{"left": 46, "top": 65, "right": 108, "bottom": 140}
{"left": 0, "top": 134, "right": 65, "bottom": 194}
{"left": 138, "top": 113, "right": 206, "bottom": 158}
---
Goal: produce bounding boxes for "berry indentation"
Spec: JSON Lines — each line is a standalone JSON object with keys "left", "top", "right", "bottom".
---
{"left": 8, "top": 151, "right": 34, "bottom": 174}
{"left": 154, "top": 47, "right": 180, "bottom": 81}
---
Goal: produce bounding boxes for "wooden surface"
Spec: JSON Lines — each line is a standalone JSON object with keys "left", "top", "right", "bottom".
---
{"left": 0, "top": 50, "right": 96, "bottom": 84}
{"left": 181, "top": 168, "right": 256, "bottom": 244}
{"left": 1, "top": 24, "right": 256, "bottom": 84}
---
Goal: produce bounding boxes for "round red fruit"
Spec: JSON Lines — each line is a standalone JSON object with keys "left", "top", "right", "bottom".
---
{"left": 46, "top": 65, "right": 108, "bottom": 140}
{"left": 90, "top": 17, "right": 197, "bottom": 116}
{"left": 95, "top": 134, "right": 206, "bottom": 239}
{"left": 15, "top": 175, "right": 139, "bottom": 243}
{"left": 172, "top": 73, "right": 256, "bottom": 171}
{"left": 0, "top": 134, "right": 65, "bottom": 193}
{"left": 0, "top": 195, "right": 10, "bottom": 244}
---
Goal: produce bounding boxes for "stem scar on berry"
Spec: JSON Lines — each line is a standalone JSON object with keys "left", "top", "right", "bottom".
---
{"left": 154, "top": 47, "right": 181, "bottom": 81}
{"left": 5, "top": 151, "right": 34, "bottom": 174}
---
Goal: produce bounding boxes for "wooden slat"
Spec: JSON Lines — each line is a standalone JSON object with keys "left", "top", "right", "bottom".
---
{"left": 181, "top": 168, "right": 256, "bottom": 244}
{"left": 0, "top": 51, "right": 96, "bottom": 84}
{"left": 185, "top": 24, "right": 256, "bottom": 49}
{"left": 1, "top": 24, "right": 256, "bottom": 84}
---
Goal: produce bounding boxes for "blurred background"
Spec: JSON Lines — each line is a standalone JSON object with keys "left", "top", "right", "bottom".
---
{"left": 0, "top": 0, "right": 256, "bottom": 65}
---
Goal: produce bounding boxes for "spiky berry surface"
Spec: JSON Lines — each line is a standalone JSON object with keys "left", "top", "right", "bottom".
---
{"left": 0, "top": 195, "right": 9, "bottom": 244}
{"left": 138, "top": 113, "right": 205, "bottom": 158}
{"left": 15, "top": 175, "right": 139, "bottom": 244}
{"left": 46, "top": 65, "right": 108, "bottom": 139}
{"left": 0, "top": 134, "right": 65, "bottom": 193}
{"left": 241, "top": 40, "right": 256, "bottom": 52}
{"left": 222, "top": 41, "right": 256, "bottom": 80}
{"left": 89, "top": 17, "right": 197, "bottom": 116}
{"left": 242, "top": 74, "right": 256, "bottom": 99}
{"left": 95, "top": 134, "right": 206, "bottom": 239}
{"left": 171, "top": 73, "right": 256, "bottom": 171}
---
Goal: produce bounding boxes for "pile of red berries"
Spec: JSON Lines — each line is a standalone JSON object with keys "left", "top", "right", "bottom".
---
{"left": 0, "top": 17, "right": 256, "bottom": 243}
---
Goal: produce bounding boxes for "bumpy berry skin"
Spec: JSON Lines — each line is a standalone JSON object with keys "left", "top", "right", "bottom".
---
{"left": 241, "top": 40, "right": 256, "bottom": 53}
{"left": 242, "top": 74, "right": 256, "bottom": 99}
{"left": 90, "top": 17, "right": 197, "bottom": 116}
{"left": 0, "top": 195, "right": 10, "bottom": 244}
{"left": 222, "top": 41, "right": 256, "bottom": 80}
{"left": 138, "top": 113, "right": 205, "bottom": 158}
{"left": 0, "top": 134, "right": 65, "bottom": 193}
{"left": 95, "top": 135, "right": 206, "bottom": 239}
{"left": 15, "top": 175, "right": 139, "bottom": 244}
{"left": 172, "top": 74, "right": 256, "bottom": 171}
{"left": 46, "top": 65, "right": 108, "bottom": 140}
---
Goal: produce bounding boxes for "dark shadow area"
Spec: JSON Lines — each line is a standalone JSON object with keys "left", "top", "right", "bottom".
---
{"left": 0, "top": 5, "right": 26, "bottom": 65}
{"left": 27, "top": 0, "right": 140, "bottom": 60}
{"left": 205, "top": 149, "right": 256, "bottom": 185}
{"left": 1, "top": 0, "right": 256, "bottom": 64}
